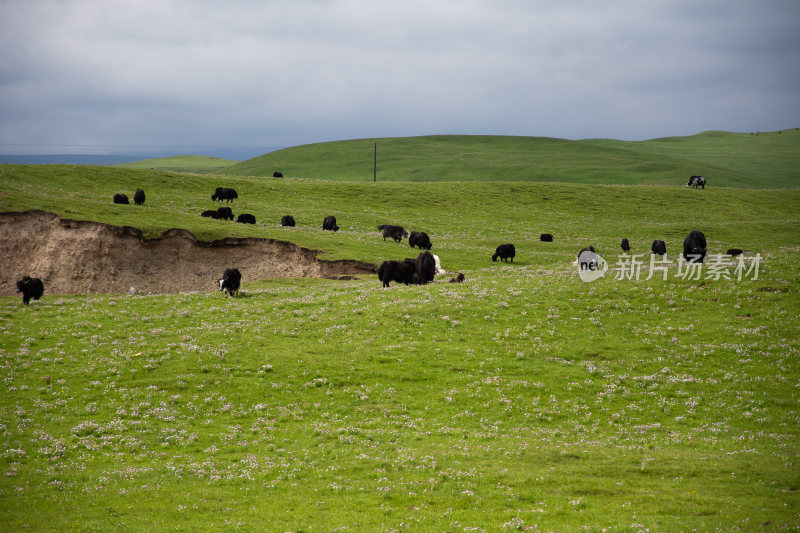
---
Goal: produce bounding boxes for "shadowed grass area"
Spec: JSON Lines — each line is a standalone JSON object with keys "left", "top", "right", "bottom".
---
{"left": 0, "top": 163, "right": 799, "bottom": 531}
{"left": 220, "top": 129, "right": 800, "bottom": 187}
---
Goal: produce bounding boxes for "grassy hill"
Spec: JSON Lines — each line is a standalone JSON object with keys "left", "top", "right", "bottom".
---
{"left": 116, "top": 154, "right": 239, "bottom": 173}
{"left": 221, "top": 129, "right": 800, "bottom": 188}
{"left": 1, "top": 164, "right": 799, "bottom": 530}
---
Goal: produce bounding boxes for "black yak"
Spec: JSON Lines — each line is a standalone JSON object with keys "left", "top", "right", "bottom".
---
{"left": 651, "top": 240, "right": 667, "bottom": 255}
{"left": 621, "top": 238, "right": 631, "bottom": 252}
{"left": 409, "top": 231, "right": 432, "bottom": 250}
{"left": 726, "top": 248, "right": 744, "bottom": 257}
{"left": 281, "top": 215, "right": 296, "bottom": 227}
{"left": 377, "top": 259, "right": 416, "bottom": 287}
{"left": 378, "top": 224, "right": 408, "bottom": 242}
{"left": 113, "top": 193, "right": 129, "bottom": 204}
{"left": 323, "top": 216, "right": 339, "bottom": 232}
{"left": 133, "top": 188, "right": 145, "bottom": 205}
{"left": 540, "top": 233, "right": 554, "bottom": 242}
{"left": 16, "top": 276, "right": 44, "bottom": 305}
{"left": 415, "top": 251, "right": 436, "bottom": 284}
{"left": 683, "top": 230, "right": 707, "bottom": 263}
{"left": 201, "top": 210, "right": 220, "bottom": 219}
{"left": 273, "top": 171, "right": 283, "bottom": 178}
{"left": 212, "top": 187, "right": 238, "bottom": 202}
{"left": 216, "top": 206, "right": 234, "bottom": 220}
{"left": 492, "top": 244, "right": 516, "bottom": 263}
{"left": 236, "top": 213, "right": 256, "bottom": 224}
{"left": 218, "top": 268, "right": 242, "bottom": 297}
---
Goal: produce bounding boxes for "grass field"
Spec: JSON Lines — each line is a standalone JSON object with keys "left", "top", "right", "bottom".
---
{"left": 220, "top": 129, "right": 800, "bottom": 188}
{"left": 1, "top": 163, "right": 799, "bottom": 531}
{"left": 116, "top": 155, "right": 239, "bottom": 174}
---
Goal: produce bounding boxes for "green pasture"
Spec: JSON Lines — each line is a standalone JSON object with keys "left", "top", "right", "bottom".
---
{"left": 220, "top": 129, "right": 800, "bottom": 188}
{"left": 116, "top": 155, "right": 239, "bottom": 173}
{"left": 1, "top": 163, "right": 799, "bottom": 530}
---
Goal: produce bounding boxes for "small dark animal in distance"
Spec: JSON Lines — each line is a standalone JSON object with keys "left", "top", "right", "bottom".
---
{"left": 687, "top": 175, "right": 706, "bottom": 189}
{"left": 449, "top": 273, "right": 465, "bottom": 283}
{"left": 408, "top": 231, "right": 432, "bottom": 250}
{"left": 726, "top": 248, "right": 744, "bottom": 256}
{"left": 218, "top": 268, "right": 242, "bottom": 297}
{"left": 651, "top": 240, "right": 667, "bottom": 255}
{"left": 378, "top": 224, "right": 408, "bottom": 242}
{"left": 323, "top": 216, "right": 339, "bottom": 232}
{"left": 281, "top": 215, "right": 295, "bottom": 227}
{"left": 540, "top": 233, "right": 553, "bottom": 242}
{"left": 133, "top": 188, "right": 145, "bottom": 205}
{"left": 201, "top": 210, "right": 220, "bottom": 219}
{"left": 212, "top": 187, "right": 238, "bottom": 202}
{"left": 216, "top": 207, "right": 234, "bottom": 220}
{"left": 683, "top": 230, "right": 707, "bottom": 263}
{"left": 16, "top": 276, "right": 44, "bottom": 305}
{"left": 621, "top": 238, "right": 631, "bottom": 252}
{"left": 492, "top": 244, "right": 515, "bottom": 263}
{"left": 273, "top": 171, "right": 283, "bottom": 178}
{"left": 236, "top": 213, "right": 256, "bottom": 224}
{"left": 113, "top": 193, "right": 129, "bottom": 204}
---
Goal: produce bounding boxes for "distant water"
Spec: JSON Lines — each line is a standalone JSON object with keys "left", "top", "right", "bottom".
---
{"left": 0, "top": 154, "right": 145, "bottom": 165}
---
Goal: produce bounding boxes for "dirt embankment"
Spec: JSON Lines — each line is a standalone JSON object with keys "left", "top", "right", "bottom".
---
{"left": 0, "top": 211, "right": 376, "bottom": 296}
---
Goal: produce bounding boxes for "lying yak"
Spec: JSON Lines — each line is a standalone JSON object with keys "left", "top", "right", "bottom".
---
{"left": 113, "top": 193, "right": 129, "bottom": 204}
{"left": 236, "top": 213, "right": 256, "bottom": 224}
{"left": 201, "top": 210, "right": 220, "bottom": 219}
{"left": 281, "top": 215, "right": 295, "bottom": 227}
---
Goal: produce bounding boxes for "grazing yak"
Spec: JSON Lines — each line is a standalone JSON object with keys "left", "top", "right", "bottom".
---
{"left": 576, "top": 246, "right": 600, "bottom": 271}
{"left": 273, "top": 171, "right": 283, "bottom": 178}
{"left": 323, "top": 216, "right": 339, "bottom": 232}
{"left": 378, "top": 224, "right": 408, "bottom": 243}
{"left": 212, "top": 187, "right": 238, "bottom": 202}
{"left": 415, "top": 251, "right": 436, "bottom": 284}
{"left": 651, "top": 240, "right": 667, "bottom": 255}
{"left": 377, "top": 259, "right": 416, "bottom": 287}
{"left": 687, "top": 175, "right": 706, "bottom": 189}
{"left": 133, "top": 188, "right": 145, "bottom": 205}
{"left": 540, "top": 233, "right": 554, "bottom": 242}
{"left": 409, "top": 231, "right": 432, "bottom": 250}
{"left": 236, "top": 213, "right": 256, "bottom": 224}
{"left": 218, "top": 268, "right": 242, "bottom": 297}
{"left": 113, "top": 193, "right": 129, "bottom": 204}
{"left": 16, "top": 276, "right": 44, "bottom": 305}
{"left": 281, "top": 215, "right": 296, "bottom": 227}
{"left": 201, "top": 209, "right": 220, "bottom": 219}
{"left": 683, "top": 230, "right": 707, "bottom": 263}
{"left": 727, "top": 248, "right": 744, "bottom": 257}
{"left": 621, "top": 238, "right": 631, "bottom": 252}
{"left": 449, "top": 272, "right": 465, "bottom": 283}
{"left": 216, "top": 206, "right": 234, "bottom": 221}
{"left": 492, "top": 244, "right": 516, "bottom": 263}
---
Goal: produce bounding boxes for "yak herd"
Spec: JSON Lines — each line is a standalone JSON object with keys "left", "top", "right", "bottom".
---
{"left": 13, "top": 174, "right": 722, "bottom": 304}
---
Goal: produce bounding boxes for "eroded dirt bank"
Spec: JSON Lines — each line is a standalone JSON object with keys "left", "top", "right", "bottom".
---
{"left": 0, "top": 211, "right": 376, "bottom": 296}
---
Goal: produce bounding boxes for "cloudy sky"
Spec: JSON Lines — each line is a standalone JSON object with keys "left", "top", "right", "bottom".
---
{"left": 1, "top": 0, "right": 798, "bottom": 157}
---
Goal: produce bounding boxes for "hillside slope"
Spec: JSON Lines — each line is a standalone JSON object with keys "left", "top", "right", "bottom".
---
{"left": 116, "top": 155, "right": 239, "bottom": 173}
{"left": 221, "top": 129, "right": 800, "bottom": 187}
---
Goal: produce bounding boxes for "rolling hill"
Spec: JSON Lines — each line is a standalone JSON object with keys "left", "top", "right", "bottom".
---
{"left": 220, "top": 129, "right": 800, "bottom": 188}
{"left": 115, "top": 154, "right": 239, "bottom": 173}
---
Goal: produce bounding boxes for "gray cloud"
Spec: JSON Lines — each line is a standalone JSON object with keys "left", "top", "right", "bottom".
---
{"left": 1, "top": 0, "right": 798, "bottom": 155}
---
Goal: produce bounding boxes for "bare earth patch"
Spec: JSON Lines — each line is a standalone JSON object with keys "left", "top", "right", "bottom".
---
{"left": 0, "top": 210, "right": 376, "bottom": 295}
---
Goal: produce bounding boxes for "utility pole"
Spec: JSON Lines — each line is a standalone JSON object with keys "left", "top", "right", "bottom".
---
{"left": 373, "top": 142, "right": 377, "bottom": 182}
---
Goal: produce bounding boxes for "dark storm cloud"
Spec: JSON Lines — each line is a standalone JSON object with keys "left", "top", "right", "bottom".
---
{"left": 0, "top": 0, "right": 798, "bottom": 154}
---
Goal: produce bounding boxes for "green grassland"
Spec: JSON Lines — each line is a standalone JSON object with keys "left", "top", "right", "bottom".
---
{"left": 221, "top": 129, "right": 800, "bottom": 188}
{"left": 116, "top": 155, "right": 239, "bottom": 173}
{"left": 1, "top": 163, "right": 799, "bottom": 531}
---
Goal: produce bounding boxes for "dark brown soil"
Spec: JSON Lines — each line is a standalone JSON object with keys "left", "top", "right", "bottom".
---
{"left": 0, "top": 211, "right": 376, "bottom": 296}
